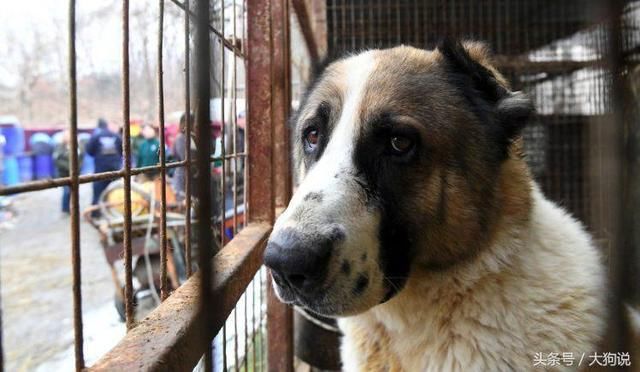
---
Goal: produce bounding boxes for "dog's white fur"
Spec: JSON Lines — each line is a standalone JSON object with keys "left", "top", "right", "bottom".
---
{"left": 339, "top": 185, "right": 606, "bottom": 371}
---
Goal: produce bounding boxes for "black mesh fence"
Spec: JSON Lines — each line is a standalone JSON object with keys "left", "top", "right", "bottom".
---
{"left": 325, "top": 0, "right": 640, "bottom": 248}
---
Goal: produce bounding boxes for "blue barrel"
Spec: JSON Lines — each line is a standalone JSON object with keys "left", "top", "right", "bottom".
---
{"left": 17, "top": 154, "right": 33, "bottom": 182}
{"left": 34, "top": 154, "right": 54, "bottom": 179}
{"left": 2, "top": 156, "right": 20, "bottom": 185}
{"left": 30, "top": 132, "right": 53, "bottom": 155}
{"left": 1, "top": 125, "right": 25, "bottom": 155}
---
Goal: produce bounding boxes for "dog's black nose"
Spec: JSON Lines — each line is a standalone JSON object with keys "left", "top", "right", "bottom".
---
{"left": 264, "top": 229, "right": 333, "bottom": 291}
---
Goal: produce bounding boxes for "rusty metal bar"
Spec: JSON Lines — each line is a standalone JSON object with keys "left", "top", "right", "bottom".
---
{"left": 493, "top": 57, "right": 607, "bottom": 75}
{"left": 122, "top": 0, "right": 135, "bottom": 330}
{"left": 88, "top": 223, "right": 271, "bottom": 371}
{"left": 267, "top": 0, "right": 294, "bottom": 371}
{"left": 184, "top": 0, "right": 193, "bottom": 278}
{"left": 273, "top": 0, "right": 292, "bottom": 209}
{"left": 291, "top": 0, "right": 320, "bottom": 64}
{"left": 194, "top": 0, "right": 215, "bottom": 368}
{"left": 251, "top": 276, "right": 257, "bottom": 372}
{"left": 266, "top": 276, "right": 293, "bottom": 372}
{"left": 247, "top": 0, "right": 275, "bottom": 224}
{"left": 232, "top": 0, "right": 240, "bottom": 236}
{"left": 311, "top": 0, "right": 327, "bottom": 58}
{"left": 242, "top": 0, "right": 249, "bottom": 287}
{"left": 169, "top": 0, "right": 245, "bottom": 59}
{"left": 242, "top": 0, "right": 247, "bottom": 55}
{"left": 244, "top": 275, "right": 249, "bottom": 371}
{"left": 158, "top": 0, "right": 170, "bottom": 302}
{"left": 259, "top": 268, "right": 264, "bottom": 372}
{"left": 0, "top": 159, "right": 223, "bottom": 196}
{"left": 220, "top": 0, "right": 228, "bottom": 258}
{"left": 0, "top": 151, "right": 226, "bottom": 193}
{"left": 68, "top": 0, "right": 85, "bottom": 369}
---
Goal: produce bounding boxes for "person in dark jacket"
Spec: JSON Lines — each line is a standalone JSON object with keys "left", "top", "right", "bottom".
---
{"left": 85, "top": 118, "right": 123, "bottom": 213}
{"left": 170, "top": 112, "right": 220, "bottom": 226}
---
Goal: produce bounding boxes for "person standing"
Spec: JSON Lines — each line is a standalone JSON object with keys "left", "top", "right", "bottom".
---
{"left": 171, "top": 113, "right": 194, "bottom": 200}
{"left": 136, "top": 124, "right": 160, "bottom": 179}
{"left": 170, "top": 112, "right": 219, "bottom": 224}
{"left": 53, "top": 130, "right": 83, "bottom": 214}
{"left": 85, "top": 118, "right": 123, "bottom": 214}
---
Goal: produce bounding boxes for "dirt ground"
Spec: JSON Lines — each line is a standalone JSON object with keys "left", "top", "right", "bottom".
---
{"left": 1, "top": 185, "right": 125, "bottom": 371}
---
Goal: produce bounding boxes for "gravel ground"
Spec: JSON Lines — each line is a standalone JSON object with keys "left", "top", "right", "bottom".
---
{"left": 1, "top": 185, "right": 125, "bottom": 371}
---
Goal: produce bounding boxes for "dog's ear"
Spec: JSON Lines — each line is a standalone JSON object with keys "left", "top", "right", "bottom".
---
{"left": 437, "top": 38, "right": 533, "bottom": 144}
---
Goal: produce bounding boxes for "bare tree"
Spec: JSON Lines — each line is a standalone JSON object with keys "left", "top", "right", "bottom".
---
{"left": 0, "top": 0, "right": 189, "bottom": 127}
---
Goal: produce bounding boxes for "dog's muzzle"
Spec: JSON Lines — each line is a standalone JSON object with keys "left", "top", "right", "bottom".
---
{"left": 264, "top": 227, "right": 341, "bottom": 295}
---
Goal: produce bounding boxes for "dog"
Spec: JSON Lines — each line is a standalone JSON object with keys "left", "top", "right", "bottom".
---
{"left": 263, "top": 40, "right": 606, "bottom": 371}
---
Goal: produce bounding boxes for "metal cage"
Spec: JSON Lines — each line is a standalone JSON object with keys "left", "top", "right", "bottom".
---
{"left": 0, "top": 0, "right": 295, "bottom": 370}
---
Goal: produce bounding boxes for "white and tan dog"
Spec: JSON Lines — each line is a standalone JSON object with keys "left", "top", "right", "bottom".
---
{"left": 264, "top": 40, "right": 606, "bottom": 371}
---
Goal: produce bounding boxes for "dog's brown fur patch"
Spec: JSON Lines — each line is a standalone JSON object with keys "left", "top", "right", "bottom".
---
{"left": 354, "top": 45, "right": 532, "bottom": 269}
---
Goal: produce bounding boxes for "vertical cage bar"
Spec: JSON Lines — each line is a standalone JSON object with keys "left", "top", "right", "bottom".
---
{"left": 223, "top": 323, "right": 228, "bottom": 371}
{"left": 204, "top": 345, "right": 213, "bottom": 372}
{"left": 267, "top": 0, "right": 294, "bottom": 371}
{"left": 233, "top": 308, "right": 239, "bottom": 371}
{"left": 158, "top": 0, "right": 170, "bottom": 301}
{"left": 251, "top": 277, "right": 257, "bottom": 372}
{"left": 122, "top": 0, "right": 135, "bottom": 331}
{"left": 247, "top": 0, "right": 275, "bottom": 225}
{"left": 242, "top": 0, "right": 248, "bottom": 230}
{"left": 244, "top": 285, "right": 249, "bottom": 371}
{"left": 247, "top": 0, "right": 279, "bottom": 365}
{"left": 220, "top": 0, "right": 227, "bottom": 247}
{"left": 220, "top": 2, "right": 229, "bottom": 368}
{"left": 68, "top": 0, "right": 85, "bottom": 369}
{"left": 607, "top": 0, "right": 632, "bottom": 361}
{"left": 195, "top": 0, "right": 214, "bottom": 368}
{"left": 257, "top": 270, "right": 263, "bottom": 372}
{"left": 184, "top": 0, "right": 193, "bottom": 278}
{"left": 291, "top": 0, "right": 320, "bottom": 65}
{"left": 273, "top": 0, "right": 292, "bottom": 208}
{"left": 232, "top": 0, "right": 240, "bottom": 236}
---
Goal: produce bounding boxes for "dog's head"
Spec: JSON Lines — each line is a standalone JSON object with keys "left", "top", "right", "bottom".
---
{"left": 263, "top": 40, "right": 534, "bottom": 316}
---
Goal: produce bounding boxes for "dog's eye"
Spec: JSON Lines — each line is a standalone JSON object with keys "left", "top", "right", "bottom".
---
{"left": 389, "top": 135, "right": 414, "bottom": 155}
{"left": 304, "top": 128, "right": 319, "bottom": 152}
